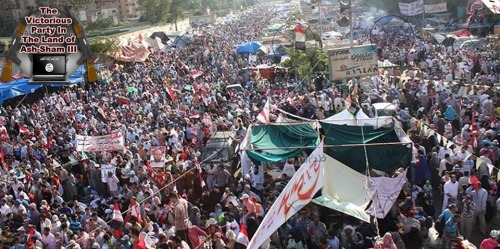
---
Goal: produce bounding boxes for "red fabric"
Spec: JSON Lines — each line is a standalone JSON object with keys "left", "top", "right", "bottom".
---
{"left": 132, "top": 237, "right": 147, "bottom": 249}
{"left": 130, "top": 199, "right": 142, "bottom": 224}
{"left": 145, "top": 161, "right": 153, "bottom": 177}
{"left": 470, "top": 175, "right": 479, "bottom": 191}
{"left": 188, "top": 226, "right": 208, "bottom": 249}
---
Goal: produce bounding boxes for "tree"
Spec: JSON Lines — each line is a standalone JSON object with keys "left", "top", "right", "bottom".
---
{"left": 88, "top": 38, "right": 118, "bottom": 60}
{"left": 85, "top": 17, "right": 113, "bottom": 31}
{"left": 280, "top": 47, "right": 328, "bottom": 84}
{"left": 167, "top": 0, "right": 186, "bottom": 31}
{"left": 138, "top": 0, "right": 171, "bottom": 24}
{"left": 0, "top": 17, "right": 17, "bottom": 37}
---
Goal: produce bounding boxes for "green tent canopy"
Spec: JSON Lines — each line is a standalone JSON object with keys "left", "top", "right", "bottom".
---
{"left": 246, "top": 124, "right": 319, "bottom": 163}
{"left": 321, "top": 122, "right": 412, "bottom": 173}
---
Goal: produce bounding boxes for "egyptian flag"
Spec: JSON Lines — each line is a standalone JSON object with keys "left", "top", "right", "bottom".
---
{"left": 97, "top": 104, "right": 108, "bottom": 121}
{"left": 256, "top": 99, "right": 270, "bottom": 124}
{"left": 112, "top": 203, "right": 124, "bottom": 222}
{"left": 17, "top": 123, "right": 29, "bottom": 136}
{"left": 197, "top": 164, "right": 207, "bottom": 192}
{"left": 295, "top": 23, "right": 306, "bottom": 50}
{"left": 165, "top": 84, "right": 176, "bottom": 101}
{"left": 145, "top": 161, "right": 153, "bottom": 177}
{"left": 236, "top": 222, "right": 249, "bottom": 246}
{"left": 26, "top": 226, "right": 36, "bottom": 249}
{"left": 189, "top": 70, "right": 203, "bottom": 79}
{"left": 130, "top": 199, "right": 142, "bottom": 224}
{"left": 0, "top": 149, "right": 8, "bottom": 171}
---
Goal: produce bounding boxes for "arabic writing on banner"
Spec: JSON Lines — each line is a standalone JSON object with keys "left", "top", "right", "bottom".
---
{"left": 399, "top": 0, "right": 424, "bottom": 16}
{"left": 425, "top": 2, "right": 447, "bottom": 13}
{"left": 328, "top": 45, "right": 378, "bottom": 81}
{"left": 247, "top": 143, "right": 324, "bottom": 249}
{"left": 76, "top": 133, "right": 125, "bottom": 152}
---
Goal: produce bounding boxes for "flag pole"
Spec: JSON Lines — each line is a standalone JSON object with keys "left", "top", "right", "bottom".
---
{"left": 15, "top": 93, "right": 30, "bottom": 109}
{"left": 349, "top": 2, "right": 353, "bottom": 48}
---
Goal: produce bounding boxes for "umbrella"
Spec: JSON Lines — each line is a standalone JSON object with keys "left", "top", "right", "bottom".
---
{"left": 127, "top": 87, "right": 138, "bottom": 93}
{"left": 236, "top": 41, "right": 262, "bottom": 54}
{"left": 182, "top": 85, "right": 194, "bottom": 92}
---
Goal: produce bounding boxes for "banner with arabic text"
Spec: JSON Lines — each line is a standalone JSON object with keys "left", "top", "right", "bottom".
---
{"left": 328, "top": 45, "right": 378, "bottom": 81}
{"left": 399, "top": 0, "right": 424, "bottom": 16}
{"left": 247, "top": 143, "right": 324, "bottom": 249}
{"left": 76, "top": 133, "right": 125, "bottom": 152}
{"left": 425, "top": 2, "right": 447, "bottom": 13}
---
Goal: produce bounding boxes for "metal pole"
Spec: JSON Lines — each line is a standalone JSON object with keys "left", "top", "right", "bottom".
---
{"left": 349, "top": 6, "right": 353, "bottom": 47}
{"left": 318, "top": 0, "right": 323, "bottom": 49}
{"left": 241, "top": 141, "right": 411, "bottom": 151}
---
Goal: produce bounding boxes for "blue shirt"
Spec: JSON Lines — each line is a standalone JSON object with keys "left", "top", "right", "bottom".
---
{"left": 444, "top": 218, "right": 458, "bottom": 238}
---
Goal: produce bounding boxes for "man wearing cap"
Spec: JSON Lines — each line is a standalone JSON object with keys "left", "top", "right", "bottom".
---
{"left": 240, "top": 193, "right": 256, "bottom": 223}
{"left": 480, "top": 230, "right": 499, "bottom": 249}
{"left": 443, "top": 214, "right": 461, "bottom": 249}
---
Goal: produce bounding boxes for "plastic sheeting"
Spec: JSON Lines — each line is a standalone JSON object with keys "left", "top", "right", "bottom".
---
{"left": 0, "top": 65, "right": 86, "bottom": 104}
{"left": 246, "top": 123, "right": 319, "bottom": 163}
{"left": 321, "top": 122, "right": 412, "bottom": 173}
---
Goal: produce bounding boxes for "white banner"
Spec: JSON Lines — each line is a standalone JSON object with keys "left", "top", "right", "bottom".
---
{"left": 328, "top": 45, "right": 378, "bottom": 81}
{"left": 425, "top": 2, "right": 447, "bottom": 13}
{"left": 76, "top": 133, "right": 125, "bottom": 152}
{"left": 482, "top": 0, "right": 500, "bottom": 14}
{"left": 399, "top": 0, "right": 424, "bottom": 16}
{"left": 247, "top": 143, "right": 324, "bottom": 249}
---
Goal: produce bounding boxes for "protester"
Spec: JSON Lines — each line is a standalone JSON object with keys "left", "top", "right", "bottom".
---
{"left": 0, "top": 1, "right": 499, "bottom": 248}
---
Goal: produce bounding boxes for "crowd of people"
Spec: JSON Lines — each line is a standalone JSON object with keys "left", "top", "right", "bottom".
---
{"left": 0, "top": 1, "right": 498, "bottom": 249}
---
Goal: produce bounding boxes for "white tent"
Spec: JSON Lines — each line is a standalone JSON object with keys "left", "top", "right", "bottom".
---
{"left": 143, "top": 37, "right": 165, "bottom": 51}
{"left": 323, "top": 109, "right": 394, "bottom": 128}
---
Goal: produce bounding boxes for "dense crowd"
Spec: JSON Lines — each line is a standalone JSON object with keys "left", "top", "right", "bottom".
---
{"left": 0, "top": 1, "right": 499, "bottom": 249}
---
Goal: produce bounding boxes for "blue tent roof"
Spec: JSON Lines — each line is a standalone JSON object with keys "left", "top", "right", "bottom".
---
{"left": 0, "top": 65, "right": 86, "bottom": 104}
{"left": 236, "top": 41, "right": 262, "bottom": 54}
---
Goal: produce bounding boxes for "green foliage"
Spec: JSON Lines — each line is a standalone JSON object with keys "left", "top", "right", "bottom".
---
{"left": 167, "top": 0, "right": 187, "bottom": 30}
{"left": 280, "top": 47, "right": 328, "bottom": 80}
{"left": 138, "top": 0, "right": 171, "bottom": 24}
{"left": 88, "top": 38, "right": 118, "bottom": 59}
{"left": 0, "top": 17, "right": 17, "bottom": 37}
{"left": 85, "top": 18, "right": 113, "bottom": 31}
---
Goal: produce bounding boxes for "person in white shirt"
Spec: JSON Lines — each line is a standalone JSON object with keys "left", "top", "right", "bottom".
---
{"left": 40, "top": 227, "right": 57, "bottom": 249}
{"left": 225, "top": 213, "right": 240, "bottom": 235}
{"left": 106, "top": 171, "right": 120, "bottom": 197}
{"left": 0, "top": 198, "right": 12, "bottom": 219}
{"left": 443, "top": 174, "right": 459, "bottom": 212}
{"left": 439, "top": 154, "right": 453, "bottom": 177}
{"left": 282, "top": 159, "right": 296, "bottom": 178}
{"left": 250, "top": 165, "right": 264, "bottom": 193}
{"left": 40, "top": 214, "right": 52, "bottom": 233}
{"left": 438, "top": 146, "right": 453, "bottom": 160}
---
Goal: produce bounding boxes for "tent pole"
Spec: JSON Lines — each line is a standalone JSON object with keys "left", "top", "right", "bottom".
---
{"left": 241, "top": 141, "right": 411, "bottom": 151}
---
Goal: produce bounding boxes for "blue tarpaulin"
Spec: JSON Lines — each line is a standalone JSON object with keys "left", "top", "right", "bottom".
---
{"left": 236, "top": 41, "right": 262, "bottom": 54}
{"left": 0, "top": 65, "right": 86, "bottom": 104}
